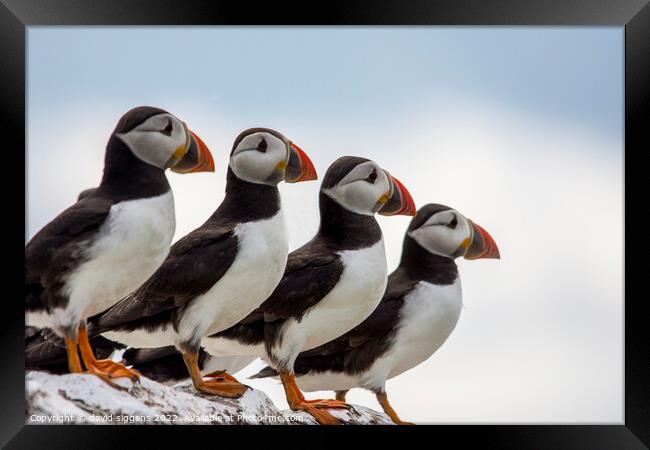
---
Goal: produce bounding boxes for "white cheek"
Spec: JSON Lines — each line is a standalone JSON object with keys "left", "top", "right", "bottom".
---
{"left": 117, "top": 131, "right": 179, "bottom": 169}
{"left": 230, "top": 149, "right": 281, "bottom": 183}
{"left": 457, "top": 220, "right": 471, "bottom": 246}
{"left": 376, "top": 172, "right": 390, "bottom": 194}
{"left": 409, "top": 227, "right": 462, "bottom": 257}
{"left": 325, "top": 181, "right": 381, "bottom": 215}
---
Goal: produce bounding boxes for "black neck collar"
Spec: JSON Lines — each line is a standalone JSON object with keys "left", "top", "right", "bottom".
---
{"left": 316, "top": 192, "right": 382, "bottom": 251}
{"left": 208, "top": 168, "right": 281, "bottom": 224}
{"left": 98, "top": 136, "right": 170, "bottom": 200}
{"left": 399, "top": 235, "right": 459, "bottom": 285}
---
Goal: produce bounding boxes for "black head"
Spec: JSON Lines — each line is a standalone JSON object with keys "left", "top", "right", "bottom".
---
{"left": 320, "top": 156, "right": 416, "bottom": 217}
{"left": 407, "top": 204, "right": 454, "bottom": 232}
{"left": 405, "top": 203, "right": 500, "bottom": 260}
{"left": 321, "top": 156, "right": 371, "bottom": 190}
{"left": 113, "top": 106, "right": 169, "bottom": 134}
{"left": 228, "top": 128, "right": 317, "bottom": 186}
{"left": 109, "top": 106, "right": 214, "bottom": 174}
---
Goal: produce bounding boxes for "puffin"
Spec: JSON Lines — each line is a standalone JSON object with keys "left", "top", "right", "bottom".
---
{"left": 25, "top": 106, "right": 215, "bottom": 384}
{"left": 25, "top": 188, "right": 117, "bottom": 372}
{"left": 251, "top": 204, "right": 500, "bottom": 424}
{"left": 203, "top": 156, "right": 416, "bottom": 425}
{"left": 88, "top": 128, "right": 317, "bottom": 398}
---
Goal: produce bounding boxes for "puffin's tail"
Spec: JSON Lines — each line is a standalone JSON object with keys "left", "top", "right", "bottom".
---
{"left": 122, "top": 345, "right": 179, "bottom": 365}
{"left": 249, "top": 365, "right": 279, "bottom": 379}
{"left": 25, "top": 327, "right": 124, "bottom": 372}
{"left": 25, "top": 327, "right": 67, "bottom": 369}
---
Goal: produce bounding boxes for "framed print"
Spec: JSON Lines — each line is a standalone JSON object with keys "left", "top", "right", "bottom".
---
{"left": 2, "top": 0, "right": 647, "bottom": 447}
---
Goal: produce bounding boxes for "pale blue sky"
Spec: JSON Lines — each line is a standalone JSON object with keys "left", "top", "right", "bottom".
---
{"left": 27, "top": 27, "right": 623, "bottom": 424}
{"left": 28, "top": 27, "right": 622, "bottom": 140}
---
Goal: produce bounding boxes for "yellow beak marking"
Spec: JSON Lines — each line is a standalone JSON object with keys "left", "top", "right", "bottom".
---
{"left": 173, "top": 144, "right": 187, "bottom": 161}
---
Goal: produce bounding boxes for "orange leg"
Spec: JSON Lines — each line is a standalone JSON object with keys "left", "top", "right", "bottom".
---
{"left": 65, "top": 338, "right": 83, "bottom": 373}
{"left": 279, "top": 372, "right": 351, "bottom": 425}
{"left": 77, "top": 325, "right": 140, "bottom": 384}
{"left": 183, "top": 352, "right": 248, "bottom": 398}
{"left": 376, "top": 391, "right": 414, "bottom": 425}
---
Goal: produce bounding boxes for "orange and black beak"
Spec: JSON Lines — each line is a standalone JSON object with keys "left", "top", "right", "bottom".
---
{"left": 377, "top": 172, "right": 416, "bottom": 216}
{"left": 464, "top": 220, "right": 500, "bottom": 260}
{"left": 171, "top": 129, "right": 215, "bottom": 174}
{"left": 284, "top": 142, "right": 318, "bottom": 183}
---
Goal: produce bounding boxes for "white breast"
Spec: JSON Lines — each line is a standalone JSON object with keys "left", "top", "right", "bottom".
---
{"left": 44, "top": 191, "right": 175, "bottom": 332}
{"left": 201, "top": 355, "right": 256, "bottom": 376}
{"left": 202, "top": 335, "right": 265, "bottom": 357}
{"left": 176, "top": 210, "right": 288, "bottom": 347}
{"left": 270, "top": 238, "right": 388, "bottom": 367}
{"left": 296, "top": 371, "right": 362, "bottom": 393}
{"left": 362, "top": 278, "right": 462, "bottom": 389}
{"left": 296, "top": 278, "right": 463, "bottom": 393}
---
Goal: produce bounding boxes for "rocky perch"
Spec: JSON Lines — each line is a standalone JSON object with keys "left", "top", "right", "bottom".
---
{"left": 26, "top": 371, "right": 393, "bottom": 425}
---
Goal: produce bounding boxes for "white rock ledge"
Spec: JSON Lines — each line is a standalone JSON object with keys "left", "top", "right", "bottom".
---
{"left": 26, "top": 371, "right": 393, "bottom": 425}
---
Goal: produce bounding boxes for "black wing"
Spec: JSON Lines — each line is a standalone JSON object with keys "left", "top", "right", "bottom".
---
{"left": 303, "top": 299, "right": 404, "bottom": 358}
{"left": 90, "top": 223, "right": 238, "bottom": 333}
{"left": 213, "top": 309, "right": 266, "bottom": 345}
{"left": 258, "top": 239, "right": 343, "bottom": 322}
{"left": 285, "top": 269, "right": 414, "bottom": 376}
{"left": 211, "top": 239, "right": 342, "bottom": 346}
{"left": 25, "top": 194, "right": 114, "bottom": 312}
{"left": 122, "top": 345, "right": 180, "bottom": 365}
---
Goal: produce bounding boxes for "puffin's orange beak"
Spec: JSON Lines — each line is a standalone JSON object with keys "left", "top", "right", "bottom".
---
{"left": 378, "top": 173, "right": 416, "bottom": 216}
{"left": 284, "top": 142, "right": 317, "bottom": 183}
{"left": 171, "top": 130, "right": 215, "bottom": 173}
{"left": 464, "top": 220, "right": 500, "bottom": 260}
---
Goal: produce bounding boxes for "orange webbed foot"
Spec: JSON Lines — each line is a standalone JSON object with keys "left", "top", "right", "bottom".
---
{"left": 294, "top": 402, "right": 344, "bottom": 425}
{"left": 203, "top": 369, "right": 240, "bottom": 383}
{"left": 83, "top": 364, "right": 132, "bottom": 391}
{"left": 303, "top": 398, "right": 352, "bottom": 410}
{"left": 195, "top": 378, "right": 249, "bottom": 398}
{"left": 92, "top": 359, "right": 141, "bottom": 381}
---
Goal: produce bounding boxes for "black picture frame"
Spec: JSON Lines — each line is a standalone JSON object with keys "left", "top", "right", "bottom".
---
{"left": 2, "top": 0, "right": 647, "bottom": 447}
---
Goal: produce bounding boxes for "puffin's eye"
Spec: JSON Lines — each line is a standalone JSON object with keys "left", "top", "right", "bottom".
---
{"left": 257, "top": 138, "right": 268, "bottom": 153}
{"left": 160, "top": 119, "right": 173, "bottom": 136}
{"left": 447, "top": 215, "right": 458, "bottom": 229}
{"left": 366, "top": 169, "right": 378, "bottom": 183}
